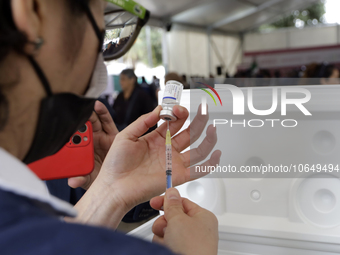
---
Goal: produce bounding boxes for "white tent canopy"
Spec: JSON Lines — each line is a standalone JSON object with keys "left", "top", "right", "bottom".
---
{"left": 106, "top": 0, "right": 324, "bottom": 77}
{"left": 136, "top": 0, "right": 319, "bottom": 33}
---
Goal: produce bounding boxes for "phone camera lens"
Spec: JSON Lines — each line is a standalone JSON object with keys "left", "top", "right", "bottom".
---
{"left": 78, "top": 124, "right": 88, "bottom": 133}
{"left": 72, "top": 135, "right": 82, "bottom": 145}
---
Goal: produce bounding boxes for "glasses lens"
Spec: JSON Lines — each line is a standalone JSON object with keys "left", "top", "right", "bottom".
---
{"left": 103, "top": 11, "right": 138, "bottom": 59}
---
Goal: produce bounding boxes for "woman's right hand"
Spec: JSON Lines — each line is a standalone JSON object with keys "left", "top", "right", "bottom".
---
{"left": 150, "top": 188, "right": 219, "bottom": 255}
{"left": 68, "top": 100, "right": 119, "bottom": 190}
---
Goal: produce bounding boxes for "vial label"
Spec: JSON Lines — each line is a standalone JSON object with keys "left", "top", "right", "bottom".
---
{"left": 160, "top": 81, "right": 183, "bottom": 121}
{"left": 163, "top": 83, "right": 182, "bottom": 104}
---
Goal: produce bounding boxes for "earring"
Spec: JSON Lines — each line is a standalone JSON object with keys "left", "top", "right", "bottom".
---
{"left": 33, "top": 37, "right": 44, "bottom": 51}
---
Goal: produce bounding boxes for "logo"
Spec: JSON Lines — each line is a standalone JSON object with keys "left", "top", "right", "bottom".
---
{"left": 197, "top": 82, "right": 223, "bottom": 115}
{"left": 199, "top": 84, "right": 312, "bottom": 128}
{"left": 197, "top": 82, "right": 223, "bottom": 106}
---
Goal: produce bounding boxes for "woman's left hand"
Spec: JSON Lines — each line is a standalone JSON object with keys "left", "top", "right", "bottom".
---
{"left": 95, "top": 105, "right": 221, "bottom": 212}
{"left": 68, "top": 100, "right": 119, "bottom": 190}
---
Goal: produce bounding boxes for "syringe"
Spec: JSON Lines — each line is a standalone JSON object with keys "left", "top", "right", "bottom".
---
{"left": 165, "top": 121, "right": 172, "bottom": 189}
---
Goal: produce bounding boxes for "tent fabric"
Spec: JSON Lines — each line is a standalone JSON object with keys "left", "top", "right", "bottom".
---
{"left": 109, "top": 0, "right": 320, "bottom": 33}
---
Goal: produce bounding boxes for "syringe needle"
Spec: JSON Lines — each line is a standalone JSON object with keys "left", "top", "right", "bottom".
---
{"left": 165, "top": 121, "right": 172, "bottom": 190}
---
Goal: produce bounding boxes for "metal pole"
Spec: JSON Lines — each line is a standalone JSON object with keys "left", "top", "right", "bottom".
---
{"left": 207, "top": 29, "right": 212, "bottom": 76}
{"left": 162, "top": 28, "right": 169, "bottom": 73}
{"left": 145, "top": 26, "right": 153, "bottom": 67}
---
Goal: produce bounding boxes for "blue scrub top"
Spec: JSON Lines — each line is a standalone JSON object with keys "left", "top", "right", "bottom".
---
{"left": 0, "top": 189, "right": 175, "bottom": 255}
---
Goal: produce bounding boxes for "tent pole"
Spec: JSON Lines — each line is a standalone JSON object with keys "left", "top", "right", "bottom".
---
{"left": 207, "top": 29, "right": 212, "bottom": 76}
{"left": 145, "top": 26, "right": 153, "bottom": 68}
{"left": 162, "top": 28, "right": 169, "bottom": 73}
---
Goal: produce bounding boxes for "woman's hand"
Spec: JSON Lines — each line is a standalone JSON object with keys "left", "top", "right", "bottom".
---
{"left": 151, "top": 188, "right": 219, "bottom": 255}
{"left": 70, "top": 104, "right": 220, "bottom": 228}
{"left": 96, "top": 104, "right": 221, "bottom": 212}
{"left": 68, "top": 100, "right": 119, "bottom": 190}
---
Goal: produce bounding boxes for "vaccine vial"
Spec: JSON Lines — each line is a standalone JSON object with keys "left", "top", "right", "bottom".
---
{"left": 160, "top": 80, "right": 183, "bottom": 121}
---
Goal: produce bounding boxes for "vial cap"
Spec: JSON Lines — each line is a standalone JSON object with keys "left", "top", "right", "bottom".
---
{"left": 160, "top": 109, "right": 177, "bottom": 121}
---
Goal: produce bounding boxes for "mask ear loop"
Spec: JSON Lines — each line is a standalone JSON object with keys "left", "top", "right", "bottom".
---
{"left": 81, "top": 3, "right": 105, "bottom": 52}
{"left": 27, "top": 37, "right": 53, "bottom": 97}
{"left": 80, "top": 3, "right": 106, "bottom": 96}
{"left": 28, "top": 51, "right": 53, "bottom": 97}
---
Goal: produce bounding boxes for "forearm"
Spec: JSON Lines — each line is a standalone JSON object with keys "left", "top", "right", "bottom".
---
{"left": 65, "top": 178, "right": 129, "bottom": 229}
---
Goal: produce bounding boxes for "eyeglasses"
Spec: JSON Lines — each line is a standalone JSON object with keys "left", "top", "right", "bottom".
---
{"left": 103, "top": 0, "right": 150, "bottom": 60}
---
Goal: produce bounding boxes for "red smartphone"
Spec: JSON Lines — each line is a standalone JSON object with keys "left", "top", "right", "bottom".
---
{"left": 28, "top": 121, "right": 95, "bottom": 180}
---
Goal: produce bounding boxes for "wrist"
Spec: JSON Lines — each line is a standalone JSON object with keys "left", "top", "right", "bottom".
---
{"left": 69, "top": 177, "right": 130, "bottom": 229}
{"left": 96, "top": 169, "right": 144, "bottom": 212}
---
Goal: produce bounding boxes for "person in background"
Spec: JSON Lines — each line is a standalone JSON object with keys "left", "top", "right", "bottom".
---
{"left": 113, "top": 69, "right": 156, "bottom": 131}
{"left": 165, "top": 72, "right": 184, "bottom": 84}
{"left": 274, "top": 70, "right": 281, "bottom": 78}
{"left": 103, "top": 41, "right": 116, "bottom": 57}
{"left": 303, "top": 62, "right": 319, "bottom": 79}
{"left": 256, "top": 69, "right": 271, "bottom": 78}
{"left": 140, "top": 76, "right": 157, "bottom": 107}
{"left": 183, "top": 74, "right": 190, "bottom": 89}
{"left": 140, "top": 76, "right": 149, "bottom": 87}
{"left": 303, "top": 62, "right": 340, "bottom": 85}
{"left": 150, "top": 75, "right": 160, "bottom": 102}
{"left": 181, "top": 74, "right": 190, "bottom": 89}
{"left": 152, "top": 75, "right": 160, "bottom": 88}
{"left": 319, "top": 64, "right": 340, "bottom": 85}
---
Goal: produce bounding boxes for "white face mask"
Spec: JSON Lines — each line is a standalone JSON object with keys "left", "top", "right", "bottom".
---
{"left": 84, "top": 53, "right": 108, "bottom": 98}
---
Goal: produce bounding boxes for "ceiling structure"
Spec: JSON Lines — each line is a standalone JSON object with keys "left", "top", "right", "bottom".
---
{"left": 131, "top": 0, "right": 320, "bottom": 34}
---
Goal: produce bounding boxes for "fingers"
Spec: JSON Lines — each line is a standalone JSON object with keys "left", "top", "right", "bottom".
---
{"left": 155, "top": 105, "right": 189, "bottom": 139}
{"left": 164, "top": 188, "right": 184, "bottom": 222}
{"left": 152, "top": 235, "right": 164, "bottom": 245}
{"left": 68, "top": 176, "right": 89, "bottom": 189}
{"left": 152, "top": 215, "right": 167, "bottom": 238}
{"left": 184, "top": 150, "right": 222, "bottom": 182}
{"left": 181, "top": 125, "right": 217, "bottom": 167}
{"left": 151, "top": 196, "right": 203, "bottom": 216}
{"left": 172, "top": 104, "right": 209, "bottom": 152}
{"left": 90, "top": 101, "right": 118, "bottom": 135}
{"left": 182, "top": 198, "right": 204, "bottom": 216}
{"left": 89, "top": 111, "right": 101, "bottom": 133}
{"left": 121, "top": 106, "right": 162, "bottom": 141}
{"left": 150, "top": 196, "right": 164, "bottom": 211}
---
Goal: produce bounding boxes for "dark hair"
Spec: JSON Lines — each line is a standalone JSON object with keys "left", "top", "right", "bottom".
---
{"left": 120, "top": 69, "right": 139, "bottom": 89}
{"left": 317, "top": 63, "right": 337, "bottom": 79}
{"left": 303, "top": 63, "right": 319, "bottom": 78}
{"left": 0, "top": 0, "right": 90, "bottom": 130}
{"left": 120, "top": 69, "right": 137, "bottom": 80}
{"left": 304, "top": 62, "right": 337, "bottom": 79}
{"left": 165, "top": 72, "right": 183, "bottom": 84}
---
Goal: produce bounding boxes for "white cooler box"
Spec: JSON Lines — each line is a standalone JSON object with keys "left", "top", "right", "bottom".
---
{"left": 129, "top": 85, "right": 340, "bottom": 255}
